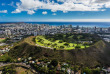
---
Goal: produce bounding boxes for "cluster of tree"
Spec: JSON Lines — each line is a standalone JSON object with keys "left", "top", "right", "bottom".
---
{"left": 1, "top": 64, "right": 16, "bottom": 74}
{"left": 81, "top": 67, "right": 101, "bottom": 74}
{"left": 0, "top": 54, "right": 13, "bottom": 63}
{"left": 59, "top": 40, "right": 63, "bottom": 43}
{"left": 9, "top": 42, "right": 42, "bottom": 59}
{"left": 64, "top": 43, "right": 69, "bottom": 46}
{"left": 31, "top": 59, "right": 58, "bottom": 74}
{"left": 75, "top": 45, "right": 81, "bottom": 49}
{"left": 44, "top": 33, "right": 100, "bottom": 44}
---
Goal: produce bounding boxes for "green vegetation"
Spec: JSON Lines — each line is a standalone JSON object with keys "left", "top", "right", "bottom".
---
{"left": 9, "top": 34, "right": 110, "bottom": 67}
{"left": 82, "top": 67, "right": 101, "bottom": 74}
{"left": 35, "top": 33, "right": 98, "bottom": 50}
{"left": 0, "top": 64, "right": 16, "bottom": 74}
{"left": 0, "top": 38, "right": 6, "bottom": 43}
{"left": 0, "top": 64, "right": 33, "bottom": 74}
{"left": 32, "top": 59, "right": 58, "bottom": 74}
{"left": 50, "top": 59, "right": 58, "bottom": 67}
{"left": 0, "top": 54, "right": 13, "bottom": 62}
{"left": 15, "top": 67, "right": 33, "bottom": 74}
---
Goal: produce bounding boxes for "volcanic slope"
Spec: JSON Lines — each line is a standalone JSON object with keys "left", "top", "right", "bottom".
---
{"left": 8, "top": 36, "right": 110, "bottom": 67}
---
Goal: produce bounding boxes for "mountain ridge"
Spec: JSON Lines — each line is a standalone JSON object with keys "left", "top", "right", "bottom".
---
{"left": 8, "top": 36, "right": 110, "bottom": 67}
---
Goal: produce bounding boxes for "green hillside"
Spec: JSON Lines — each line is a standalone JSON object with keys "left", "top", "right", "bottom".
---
{"left": 35, "top": 33, "right": 99, "bottom": 50}
{"left": 8, "top": 34, "right": 110, "bottom": 67}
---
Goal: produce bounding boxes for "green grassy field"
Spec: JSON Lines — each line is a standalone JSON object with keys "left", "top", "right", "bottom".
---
{"left": 0, "top": 38, "right": 6, "bottom": 42}
{"left": 0, "top": 54, "right": 12, "bottom": 62}
{"left": 35, "top": 36, "right": 89, "bottom": 50}
{"left": 15, "top": 67, "right": 33, "bottom": 74}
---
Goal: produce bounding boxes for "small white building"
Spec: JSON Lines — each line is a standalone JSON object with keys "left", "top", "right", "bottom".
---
{"left": 0, "top": 71, "right": 2, "bottom": 74}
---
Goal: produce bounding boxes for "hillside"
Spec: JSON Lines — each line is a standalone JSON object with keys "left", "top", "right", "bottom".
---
{"left": 8, "top": 36, "right": 110, "bottom": 67}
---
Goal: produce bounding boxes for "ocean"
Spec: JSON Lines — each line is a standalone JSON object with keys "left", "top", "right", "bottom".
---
{"left": 1, "top": 22, "right": 110, "bottom": 28}
{"left": 26, "top": 22, "right": 110, "bottom": 27}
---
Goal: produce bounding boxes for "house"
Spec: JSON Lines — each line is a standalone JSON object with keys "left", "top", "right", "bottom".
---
{"left": 37, "top": 62, "right": 41, "bottom": 65}
{"left": 57, "top": 64, "right": 61, "bottom": 71}
{"left": 29, "top": 61, "right": 32, "bottom": 63}
{"left": 47, "top": 62, "right": 50, "bottom": 64}
{"left": 0, "top": 54, "right": 3, "bottom": 56}
{"left": 18, "top": 58, "right": 21, "bottom": 61}
{"left": 61, "top": 68, "right": 66, "bottom": 71}
{"left": 62, "top": 62, "right": 68, "bottom": 66}
{"left": 67, "top": 68, "right": 71, "bottom": 74}
{"left": 0, "top": 71, "right": 2, "bottom": 74}
{"left": 107, "top": 67, "right": 110, "bottom": 73}
{"left": 28, "top": 57, "right": 32, "bottom": 60}
{"left": 35, "top": 59, "right": 38, "bottom": 62}
{"left": 32, "top": 61, "right": 35, "bottom": 64}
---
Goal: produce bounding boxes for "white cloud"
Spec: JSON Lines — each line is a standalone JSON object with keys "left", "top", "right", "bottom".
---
{"left": 42, "top": 11, "right": 47, "bottom": 15}
{"left": 12, "top": 0, "right": 110, "bottom": 15}
{"left": 27, "top": 10, "right": 35, "bottom": 15}
{"left": 52, "top": 13, "right": 56, "bottom": 15}
{"left": 0, "top": 10, "right": 7, "bottom": 13}
{"left": 8, "top": 1, "right": 14, "bottom": 6}
{"left": 12, "top": 9, "right": 21, "bottom": 13}
{"left": 1, "top": 3, "right": 5, "bottom": 6}
{"left": 57, "top": 0, "right": 65, "bottom": 2}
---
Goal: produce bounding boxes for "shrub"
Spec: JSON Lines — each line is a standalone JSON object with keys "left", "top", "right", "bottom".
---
{"left": 50, "top": 59, "right": 58, "bottom": 67}
{"left": 75, "top": 46, "right": 81, "bottom": 49}
{"left": 60, "top": 46, "right": 64, "bottom": 49}
{"left": 2, "top": 65, "right": 16, "bottom": 74}
{"left": 64, "top": 43, "right": 69, "bottom": 46}
{"left": 82, "top": 67, "right": 92, "bottom": 74}
{"left": 84, "top": 42, "right": 89, "bottom": 46}
{"left": 59, "top": 40, "right": 63, "bottom": 43}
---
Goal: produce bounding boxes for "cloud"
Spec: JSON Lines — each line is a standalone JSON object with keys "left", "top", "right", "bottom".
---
{"left": 42, "top": 11, "right": 47, "bottom": 15}
{"left": 27, "top": 10, "right": 35, "bottom": 15}
{"left": 57, "top": 0, "right": 65, "bottom": 2}
{"left": 12, "top": 9, "right": 21, "bottom": 13}
{"left": 8, "top": 1, "right": 14, "bottom": 6}
{"left": 1, "top": 3, "right": 5, "bottom": 6}
{"left": 12, "top": 0, "right": 110, "bottom": 15}
{"left": 95, "top": 0, "right": 110, "bottom": 3}
{"left": 8, "top": 1, "right": 16, "bottom": 8}
{"left": 52, "top": 13, "right": 56, "bottom": 15}
{"left": 0, "top": 10, "right": 7, "bottom": 13}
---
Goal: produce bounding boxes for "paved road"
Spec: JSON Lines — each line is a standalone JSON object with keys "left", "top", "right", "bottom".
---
{"left": 36, "top": 44, "right": 53, "bottom": 49}
{"left": 0, "top": 63, "right": 30, "bottom": 68}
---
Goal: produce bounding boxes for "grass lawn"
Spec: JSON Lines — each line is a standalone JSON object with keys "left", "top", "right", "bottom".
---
{"left": 35, "top": 36, "right": 90, "bottom": 50}
{"left": 0, "top": 38, "right": 6, "bottom": 42}
{"left": 15, "top": 67, "right": 33, "bottom": 74}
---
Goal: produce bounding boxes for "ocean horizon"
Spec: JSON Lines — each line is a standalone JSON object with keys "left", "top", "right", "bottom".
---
{"left": 1, "top": 22, "right": 110, "bottom": 27}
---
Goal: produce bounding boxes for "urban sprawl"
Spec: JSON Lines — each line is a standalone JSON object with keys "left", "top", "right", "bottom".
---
{"left": 1, "top": 23, "right": 110, "bottom": 74}
{"left": 0, "top": 23, "right": 110, "bottom": 43}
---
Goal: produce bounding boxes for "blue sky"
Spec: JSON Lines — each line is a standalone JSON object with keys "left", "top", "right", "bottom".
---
{"left": 1, "top": 0, "right": 110, "bottom": 22}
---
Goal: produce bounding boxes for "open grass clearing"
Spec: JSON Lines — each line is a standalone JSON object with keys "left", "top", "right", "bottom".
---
{"left": 35, "top": 36, "right": 90, "bottom": 50}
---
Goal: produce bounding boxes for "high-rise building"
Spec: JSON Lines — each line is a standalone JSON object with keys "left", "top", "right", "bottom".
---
{"left": 108, "top": 27, "right": 110, "bottom": 32}
{"left": 76, "top": 25, "right": 79, "bottom": 29}
{"left": 5, "top": 29, "right": 11, "bottom": 36}
{"left": 34, "top": 31, "right": 37, "bottom": 36}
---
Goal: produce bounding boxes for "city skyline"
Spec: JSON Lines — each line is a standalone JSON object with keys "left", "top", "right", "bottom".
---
{"left": 1, "top": 0, "right": 110, "bottom": 22}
